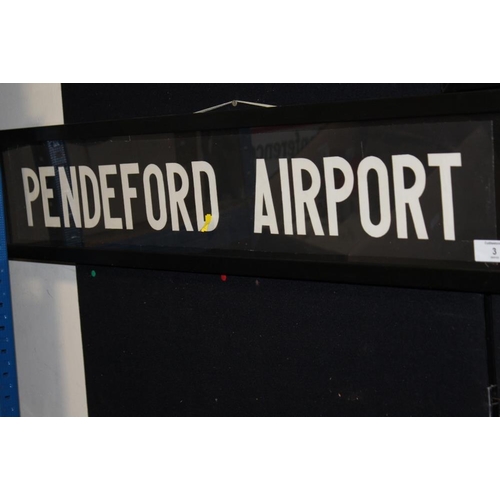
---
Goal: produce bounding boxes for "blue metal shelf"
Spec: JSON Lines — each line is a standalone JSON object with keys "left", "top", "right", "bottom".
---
{"left": 0, "top": 164, "right": 20, "bottom": 417}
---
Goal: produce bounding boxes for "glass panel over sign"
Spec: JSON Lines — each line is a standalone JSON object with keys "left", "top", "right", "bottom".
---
{"left": 1, "top": 119, "right": 497, "bottom": 269}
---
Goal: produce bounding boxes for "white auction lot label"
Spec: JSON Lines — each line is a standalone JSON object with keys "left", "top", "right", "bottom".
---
{"left": 474, "top": 240, "right": 500, "bottom": 262}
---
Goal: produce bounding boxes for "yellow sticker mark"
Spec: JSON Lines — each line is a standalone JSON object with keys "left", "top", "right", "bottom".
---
{"left": 200, "top": 214, "right": 212, "bottom": 232}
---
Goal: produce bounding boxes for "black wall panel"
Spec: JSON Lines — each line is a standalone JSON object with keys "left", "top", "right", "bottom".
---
{"left": 77, "top": 266, "right": 490, "bottom": 416}
{"left": 61, "top": 83, "right": 441, "bottom": 122}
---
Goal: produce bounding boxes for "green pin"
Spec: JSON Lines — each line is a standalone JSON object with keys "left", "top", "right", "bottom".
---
{"left": 91, "top": 270, "right": 96, "bottom": 278}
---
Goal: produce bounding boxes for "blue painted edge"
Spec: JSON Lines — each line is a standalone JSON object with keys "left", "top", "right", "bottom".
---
{"left": 0, "top": 162, "right": 20, "bottom": 417}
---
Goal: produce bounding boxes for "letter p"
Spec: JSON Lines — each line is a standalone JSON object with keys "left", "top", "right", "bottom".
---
{"left": 22, "top": 168, "right": 40, "bottom": 227}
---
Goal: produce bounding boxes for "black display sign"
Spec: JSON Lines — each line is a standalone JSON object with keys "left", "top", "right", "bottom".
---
{"left": 2, "top": 92, "right": 500, "bottom": 291}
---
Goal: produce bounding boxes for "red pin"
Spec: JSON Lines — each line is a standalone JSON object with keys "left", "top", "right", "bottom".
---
{"left": 220, "top": 275, "right": 227, "bottom": 282}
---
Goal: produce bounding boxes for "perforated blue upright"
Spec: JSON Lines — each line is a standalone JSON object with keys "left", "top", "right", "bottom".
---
{"left": 0, "top": 165, "right": 20, "bottom": 417}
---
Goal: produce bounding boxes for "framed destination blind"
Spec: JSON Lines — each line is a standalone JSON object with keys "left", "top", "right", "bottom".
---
{"left": 3, "top": 83, "right": 498, "bottom": 418}
{"left": 2, "top": 89, "right": 500, "bottom": 292}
